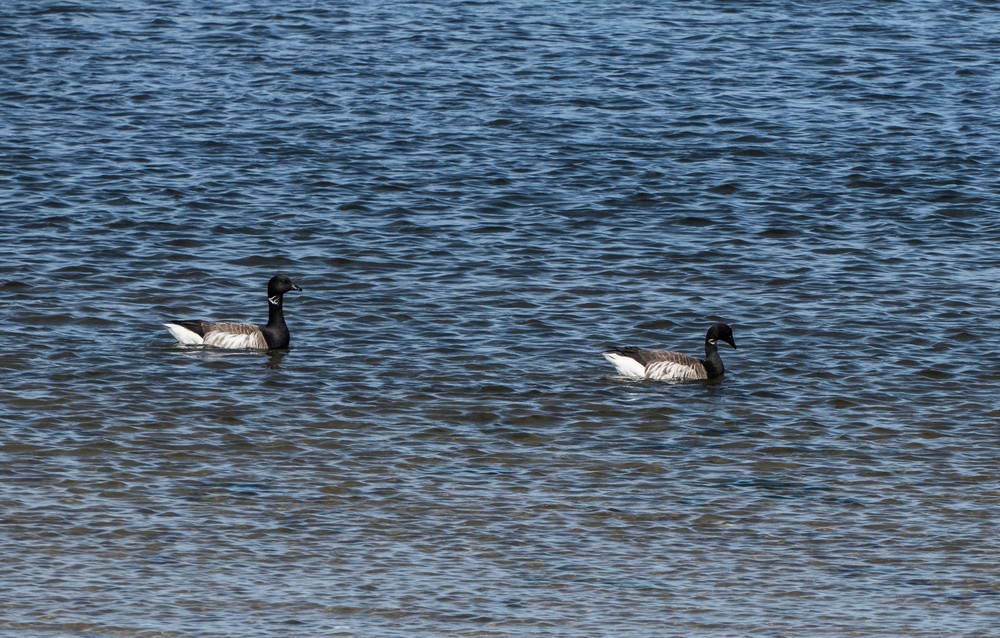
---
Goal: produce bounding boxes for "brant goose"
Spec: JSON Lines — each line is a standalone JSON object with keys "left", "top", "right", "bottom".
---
{"left": 163, "top": 274, "right": 302, "bottom": 349}
{"left": 603, "top": 322, "right": 737, "bottom": 381}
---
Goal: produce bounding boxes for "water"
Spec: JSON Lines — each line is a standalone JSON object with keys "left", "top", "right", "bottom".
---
{"left": 2, "top": 1, "right": 999, "bottom": 636}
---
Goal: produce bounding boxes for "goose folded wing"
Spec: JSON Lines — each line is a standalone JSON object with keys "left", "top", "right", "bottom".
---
{"left": 640, "top": 349, "right": 708, "bottom": 380}
{"left": 201, "top": 322, "right": 269, "bottom": 349}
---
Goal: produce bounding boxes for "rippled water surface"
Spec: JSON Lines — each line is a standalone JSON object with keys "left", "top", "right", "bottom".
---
{"left": 2, "top": 1, "right": 1000, "bottom": 636}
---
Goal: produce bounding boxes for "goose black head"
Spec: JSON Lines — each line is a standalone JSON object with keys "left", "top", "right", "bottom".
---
{"left": 706, "top": 322, "right": 737, "bottom": 349}
{"left": 267, "top": 274, "right": 303, "bottom": 298}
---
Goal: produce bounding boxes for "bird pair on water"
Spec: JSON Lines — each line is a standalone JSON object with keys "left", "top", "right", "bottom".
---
{"left": 163, "top": 274, "right": 737, "bottom": 382}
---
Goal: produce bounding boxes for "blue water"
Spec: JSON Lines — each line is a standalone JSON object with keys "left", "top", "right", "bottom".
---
{"left": 2, "top": 1, "right": 1000, "bottom": 636}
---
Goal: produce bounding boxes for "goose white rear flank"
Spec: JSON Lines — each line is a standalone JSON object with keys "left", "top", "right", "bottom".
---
{"left": 603, "top": 322, "right": 737, "bottom": 382}
{"left": 163, "top": 274, "right": 303, "bottom": 350}
{"left": 163, "top": 322, "right": 205, "bottom": 345}
{"left": 602, "top": 352, "right": 648, "bottom": 378}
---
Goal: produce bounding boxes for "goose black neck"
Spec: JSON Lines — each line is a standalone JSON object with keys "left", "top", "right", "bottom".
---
{"left": 702, "top": 339, "right": 725, "bottom": 378}
{"left": 266, "top": 293, "right": 286, "bottom": 324}
{"left": 262, "top": 293, "right": 290, "bottom": 348}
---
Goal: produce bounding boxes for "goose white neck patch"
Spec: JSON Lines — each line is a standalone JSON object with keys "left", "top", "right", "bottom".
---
{"left": 268, "top": 295, "right": 281, "bottom": 306}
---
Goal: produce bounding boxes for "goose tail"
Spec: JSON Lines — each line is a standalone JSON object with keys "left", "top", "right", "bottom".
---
{"left": 163, "top": 322, "right": 205, "bottom": 345}
{"left": 602, "top": 351, "right": 647, "bottom": 379}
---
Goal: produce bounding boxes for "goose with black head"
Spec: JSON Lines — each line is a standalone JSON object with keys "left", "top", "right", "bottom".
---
{"left": 163, "top": 274, "right": 303, "bottom": 350}
{"left": 603, "top": 322, "right": 737, "bottom": 381}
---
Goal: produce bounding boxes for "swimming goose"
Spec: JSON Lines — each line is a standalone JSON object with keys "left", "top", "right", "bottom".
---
{"left": 163, "top": 274, "right": 302, "bottom": 349}
{"left": 603, "top": 322, "right": 737, "bottom": 381}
